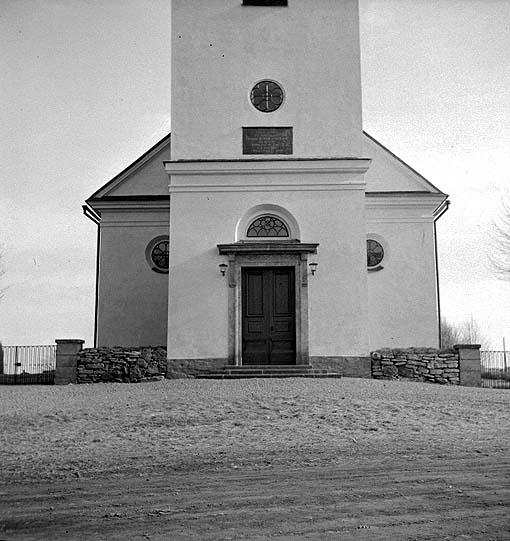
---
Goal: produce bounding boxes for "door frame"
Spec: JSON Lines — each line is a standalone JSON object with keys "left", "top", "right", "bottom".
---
{"left": 234, "top": 255, "right": 304, "bottom": 366}
{"left": 242, "top": 266, "right": 296, "bottom": 365}
{"left": 217, "top": 241, "right": 318, "bottom": 366}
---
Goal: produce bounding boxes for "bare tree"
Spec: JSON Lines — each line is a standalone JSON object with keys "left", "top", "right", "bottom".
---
{"left": 460, "top": 317, "right": 486, "bottom": 347}
{"left": 440, "top": 318, "right": 464, "bottom": 348}
{"left": 441, "top": 317, "right": 487, "bottom": 349}
{"left": 491, "top": 197, "right": 510, "bottom": 276}
{"left": 0, "top": 251, "right": 5, "bottom": 302}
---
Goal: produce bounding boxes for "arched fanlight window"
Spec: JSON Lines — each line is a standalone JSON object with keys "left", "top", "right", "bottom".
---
{"left": 247, "top": 215, "right": 289, "bottom": 237}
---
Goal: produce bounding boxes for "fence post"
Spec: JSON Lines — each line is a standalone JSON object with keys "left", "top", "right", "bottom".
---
{"left": 14, "top": 346, "right": 19, "bottom": 383}
{"left": 454, "top": 344, "right": 481, "bottom": 387}
{"left": 55, "top": 339, "right": 84, "bottom": 385}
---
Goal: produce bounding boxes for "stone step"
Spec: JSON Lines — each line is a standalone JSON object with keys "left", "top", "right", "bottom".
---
{"left": 196, "top": 372, "right": 342, "bottom": 379}
{"left": 227, "top": 365, "right": 314, "bottom": 370}
{"left": 194, "top": 363, "right": 342, "bottom": 379}
{"left": 221, "top": 366, "right": 326, "bottom": 374}
{"left": 222, "top": 369, "right": 329, "bottom": 375}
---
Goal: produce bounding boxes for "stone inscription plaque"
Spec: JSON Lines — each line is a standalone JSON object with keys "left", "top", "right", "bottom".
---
{"left": 243, "top": 127, "right": 293, "bottom": 155}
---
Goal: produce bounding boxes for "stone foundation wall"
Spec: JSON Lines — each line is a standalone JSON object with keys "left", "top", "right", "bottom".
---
{"left": 371, "top": 348, "right": 460, "bottom": 384}
{"left": 310, "top": 356, "right": 371, "bottom": 378}
{"left": 77, "top": 347, "right": 167, "bottom": 383}
{"left": 166, "top": 358, "right": 228, "bottom": 378}
{"left": 75, "top": 348, "right": 228, "bottom": 382}
{"left": 61, "top": 342, "right": 480, "bottom": 386}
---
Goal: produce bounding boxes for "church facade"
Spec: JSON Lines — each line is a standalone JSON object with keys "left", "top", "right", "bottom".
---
{"left": 85, "top": 0, "right": 448, "bottom": 371}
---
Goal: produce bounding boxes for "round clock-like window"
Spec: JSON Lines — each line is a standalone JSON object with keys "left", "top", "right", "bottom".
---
{"left": 151, "top": 240, "right": 169, "bottom": 271}
{"left": 146, "top": 236, "right": 169, "bottom": 273}
{"left": 250, "top": 80, "right": 284, "bottom": 113}
{"left": 367, "top": 239, "right": 384, "bottom": 269}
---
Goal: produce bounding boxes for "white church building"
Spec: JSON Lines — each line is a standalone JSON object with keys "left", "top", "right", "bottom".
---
{"left": 84, "top": 0, "right": 448, "bottom": 375}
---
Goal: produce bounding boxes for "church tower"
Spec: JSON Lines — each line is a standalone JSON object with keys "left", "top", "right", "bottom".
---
{"left": 87, "top": 0, "right": 446, "bottom": 358}
{"left": 166, "top": 0, "right": 371, "bottom": 368}
{"left": 170, "top": 0, "right": 364, "bottom": 160}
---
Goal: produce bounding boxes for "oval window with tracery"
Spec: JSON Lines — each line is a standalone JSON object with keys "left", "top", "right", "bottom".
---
{"left": 146, "top": 236, "right": 169, "bottom": 273}
{"left": 151, "top": 240, "right": 169, "bottom": 270}
{"left": 247, "top": 216, "right": 289, "bottom": 237}
{"left": 367, "top": 239, "right": 384, "bottom": 268}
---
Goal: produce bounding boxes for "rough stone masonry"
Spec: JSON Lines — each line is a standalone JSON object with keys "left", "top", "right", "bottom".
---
{"left": 371, "top": 348, "right": 460, "bottom": 384}
{"left": 77, "top": 347, "right": 167, "bottom": 383}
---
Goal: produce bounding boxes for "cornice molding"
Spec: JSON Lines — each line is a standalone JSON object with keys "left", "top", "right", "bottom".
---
{"left": 169, "top": 182, "right": 366, "bottom": 193}
{"left": 165, "top": 158, "right": 371, "bottom": 176}
{"left": 366, "top": 191, "right": 445, "bottom": 197}
{"left": 365, "top": 193, "right": 447, "bottom": 209}
{"left": 100, "top": 221, "right": 169, "bottom": 228}
{"left": 218, "top": 241, "right": 319, "bottom": 256}
{"left": 86, "top": 199, "right": 169, "bottom": 212}
{"left": 366, "top": 217, "right": 433, "bottom": 224}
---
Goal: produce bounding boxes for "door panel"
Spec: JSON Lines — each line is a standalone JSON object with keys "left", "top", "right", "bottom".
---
{"left": 273, "top": 271, "right": 290, "bottom": 314}
{"left": 246, "top": 272, "right": 264, "bottom": 316}
{"left": 242, "top": 267, "right": 295, "bottom": 365}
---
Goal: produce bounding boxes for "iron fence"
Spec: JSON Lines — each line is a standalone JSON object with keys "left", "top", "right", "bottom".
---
{"left": 0, "top": 345, "right": 56, "bottom": 384}
{"left": 481, "top": 350, "right": 510, "bottom": 389}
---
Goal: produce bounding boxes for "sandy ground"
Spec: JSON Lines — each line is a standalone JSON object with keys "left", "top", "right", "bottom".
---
{"left": 0, "top": 378, "right": 509, "bottom": 539}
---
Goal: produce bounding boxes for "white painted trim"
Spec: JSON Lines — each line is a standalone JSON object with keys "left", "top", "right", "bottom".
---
{"left": 100, "top": 222, "right": 170, "bottom": 228}
{"left": 366, "top": 218, "right": 434, "bottom": 224}
{"left": 169, "top": 182, "right": 366, "bottom": 193}
{"left": 165, "top": 158, "right": 371, "bottom": 176}
{"left": 365, "top": 194, "right": 445, "bottom": 209}
{"left": 90, "top": 201, "right": 169, "bottom": 212}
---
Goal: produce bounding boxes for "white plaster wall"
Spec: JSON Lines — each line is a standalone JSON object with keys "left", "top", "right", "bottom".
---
{"left": 167, "top": 183, "right": 368, "bottom": 359}
{"left": 171, "top": 0, "right": 363, "bottom": 160}
{"left": 97, "top": 210, "right": 169, "bottom": 347}
{"left": 367, "top": 207, "right": 439, "bottom": 349}
{"left": 306, "top": 190, "right": 369, "bottom": 356}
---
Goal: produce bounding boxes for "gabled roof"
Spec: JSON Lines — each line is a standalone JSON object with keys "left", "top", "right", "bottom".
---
{"left": 86, "top": 130, "right": 445, "bottom": 206}
{"left": 87, "top": 134, "right": 171, "bottom": 201}
{"left": 363, "top": 132, "right": 446, "bottom": 195}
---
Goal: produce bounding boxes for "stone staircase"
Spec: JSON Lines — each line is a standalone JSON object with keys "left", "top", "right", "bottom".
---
{"left": 195, "top": 364, "right": 342, "bottom": 379}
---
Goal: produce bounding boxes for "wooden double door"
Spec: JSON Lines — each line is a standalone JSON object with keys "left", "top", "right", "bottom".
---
{"left": 242, "top": 267, "right": 296, "bottom": 365}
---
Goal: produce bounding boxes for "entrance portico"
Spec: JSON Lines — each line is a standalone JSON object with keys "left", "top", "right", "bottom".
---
{"left": 217, "top": 240, "right": 318, "bottom": 366}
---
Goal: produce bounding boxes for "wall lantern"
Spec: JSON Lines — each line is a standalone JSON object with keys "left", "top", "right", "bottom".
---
{"left": 219, "top": 263, "right": 228, "bottom": 276}
{"left": 309, "top": 262, "right": 318, "bottom": 276}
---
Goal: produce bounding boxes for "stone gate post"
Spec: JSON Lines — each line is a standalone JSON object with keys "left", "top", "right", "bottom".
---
{"left": 454, "top": 344, "right": 481, "bottom": 387}
{"left": 55, "top": 339, "right": 84, "bottom": 385}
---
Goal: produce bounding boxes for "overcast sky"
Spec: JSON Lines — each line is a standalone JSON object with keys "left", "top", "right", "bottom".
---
{"left": 1, "top": 0, "right": 509, "bottom": 349}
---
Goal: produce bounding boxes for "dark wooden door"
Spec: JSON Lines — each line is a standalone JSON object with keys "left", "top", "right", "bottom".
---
{"left": 242, "top": 267, "right": 295, "bottom": 365}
